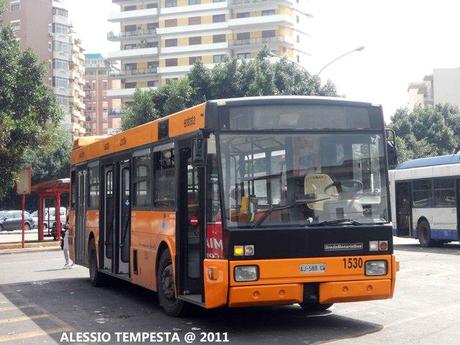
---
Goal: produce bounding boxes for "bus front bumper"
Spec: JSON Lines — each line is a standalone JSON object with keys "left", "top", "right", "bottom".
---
{"left": 227, "top": 279, "right": 392, "bottom": 307}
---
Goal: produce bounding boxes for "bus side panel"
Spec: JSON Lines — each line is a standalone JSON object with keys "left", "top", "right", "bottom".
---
{"left": 85, "top": 209, "right": 100, "bottom": 268}
{"left": 204, "top": 259, "right": 229, "bottom": 309}
{"left": 130, "top": 210, "right": 176, "bottom": 291}
{"left": 69, "top": 209, "right": 76, "bottom": 262}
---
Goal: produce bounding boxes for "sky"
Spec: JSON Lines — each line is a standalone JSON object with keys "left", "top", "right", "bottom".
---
{"left": 66, "top": 0, "right": 460, "bottom": 122}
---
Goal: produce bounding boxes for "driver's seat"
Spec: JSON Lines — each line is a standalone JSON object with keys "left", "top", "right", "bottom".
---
{"left": 304, "top": 174, "right": 338, "bottom": 211}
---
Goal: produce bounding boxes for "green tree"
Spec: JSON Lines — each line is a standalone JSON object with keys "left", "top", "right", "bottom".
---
{"left": 390, "top": 103, "right": 460, "bottom": 162}
{"left": 0, "top": 26, "right": 61, "bottom": 198}
{"left": 122, "top": 48, "right": 338, "bottom": 130}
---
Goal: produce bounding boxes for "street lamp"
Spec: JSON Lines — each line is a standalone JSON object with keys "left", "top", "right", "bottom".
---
{"left": 317, "top": 46, "right": 365, "bottom": 76}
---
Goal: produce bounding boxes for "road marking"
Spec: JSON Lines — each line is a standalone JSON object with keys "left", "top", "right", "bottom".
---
{"left": 0, "top": 326, "right": 72, "bottom": 343}
{"left": 0, "top": 314, "right": 48, "bottom": 324}
{"left": 0, "top": 304, "right": 35, "bottom": 312}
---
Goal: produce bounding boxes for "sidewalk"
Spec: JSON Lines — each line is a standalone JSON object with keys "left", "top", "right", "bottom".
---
{"left": 0, "top": 240, "right": 60, "bottom": 255}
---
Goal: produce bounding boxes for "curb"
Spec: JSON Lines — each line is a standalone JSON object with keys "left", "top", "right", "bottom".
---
{"left": 0, "top": 246, "right": 61, "bottom": 256}
{"left": 0, "top": 241, "right": 61, "bottom": 255}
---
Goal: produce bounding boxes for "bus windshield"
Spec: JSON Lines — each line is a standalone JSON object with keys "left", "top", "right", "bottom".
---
{"left": 219, "top": 132, "right": 388, "bottom": 228}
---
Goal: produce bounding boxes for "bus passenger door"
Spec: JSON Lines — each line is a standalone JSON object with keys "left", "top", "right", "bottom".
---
{"left": 395, "top": 182, "right": 412, "bottom": 237}
{"left": 117, "top": 160, "right": 131, "bottom": 275}
{"left": 177, "top": 141, "right": 204, "bottom": 302}
{"left": 103, "top": 165, "right": 114, "bottom": 272}
{"left": 75, "top": 168, "right": 87, "bottom": 265}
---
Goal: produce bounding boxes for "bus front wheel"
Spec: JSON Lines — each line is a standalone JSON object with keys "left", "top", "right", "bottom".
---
{"left": 299, "top": 302, "right": 333, "bottom": 312}
{"left": 157, "top": 250, "right": 188, "bottom": 317}
{"left": 417, "top": 220, "right": 434, "bottom": 247}
{"left": 89, "top": 239, "right": 106, "bottom": 287}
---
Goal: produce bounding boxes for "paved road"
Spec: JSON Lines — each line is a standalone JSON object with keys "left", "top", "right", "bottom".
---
{"left": 0, "top": 238, "right": 459, "bottom": 345}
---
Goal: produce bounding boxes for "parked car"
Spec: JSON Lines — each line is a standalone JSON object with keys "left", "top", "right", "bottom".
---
{"left": 0, "top": 210, "right": 34, "bottom": 231}
{"left": 30, "top": 207, "right": 66, "bottom": 238}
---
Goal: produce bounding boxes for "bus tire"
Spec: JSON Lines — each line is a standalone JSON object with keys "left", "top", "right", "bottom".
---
{"left": 417, "top": 220, "right": 434, "bottom": 247}
{"left": 157, "top": 250, "right": 188, "bottom": 317}
{"left": 89, "top": 239, "right": 106, "bottom": 287}
{"left": 299, "top": 302, "right": 333, "bottom": 312}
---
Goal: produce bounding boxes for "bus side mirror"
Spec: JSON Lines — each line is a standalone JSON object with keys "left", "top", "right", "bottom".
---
{"left": 386, "top": 129, "right": 398, "bottom": 169}
{"left": 192, "top": 135, "right": 206, "bottom": 167}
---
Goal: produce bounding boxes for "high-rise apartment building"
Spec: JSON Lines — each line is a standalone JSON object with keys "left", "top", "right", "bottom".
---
{"left": 0, "top": 0, "right": 86, "bottom": 137}
{"left": 84, "top": 54, "right": 122, "bottom": 136}
{"left": 107, "top": 0, "right": 310, "bottom": 104}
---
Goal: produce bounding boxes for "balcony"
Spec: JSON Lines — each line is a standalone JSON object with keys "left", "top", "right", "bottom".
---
{"left": 157, "top": 22, "right": 228, "bottom": 36}
{"left": 109, "top": 109, "right": 123, "bottom": 117}
{"left": 230, "top": 0, "right": 293, "bottom": 6}
{"left": 52, "top": 14, "right": 69, "bottom": 26}
{"left": 107, "top": 29, "right": 157, "bottom": 41}
{"left": 161, "top": 42, "right": 229, "bottom": 55}
{"left": 228, "top": 15, "right": 293, "bottom": 28}
{"left": 230, "top": 36, "right": 285, "bottom": 48}
{"left": 108, "top": 8, "right": 158, "bottom": 22}
{"left": 108, "top": 67, "right": 158, "bottom": 79}
{"left": 105, "top": 87, "right": 156, "bottom": 99}
{"left": 107, "top": 47, "right": 158, "bottom": 61}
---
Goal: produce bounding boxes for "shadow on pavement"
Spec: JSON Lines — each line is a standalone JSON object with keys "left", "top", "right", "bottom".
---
{"left": 0, "top": 276, "right": 383, "bottom": 345}
{"left": 394, "top": 242, "right": 460, "bottom": 255}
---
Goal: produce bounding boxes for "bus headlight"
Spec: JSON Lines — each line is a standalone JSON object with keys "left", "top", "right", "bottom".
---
{"left": 234, "top": 266, "right": 259, "bottom": 282}
{"left": 365, "top": 260, "right": 387, "bottom": 276}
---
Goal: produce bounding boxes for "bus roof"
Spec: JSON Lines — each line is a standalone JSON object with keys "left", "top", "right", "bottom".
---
{"left": 396, "top": 153, "right": 460, "bottom": 170}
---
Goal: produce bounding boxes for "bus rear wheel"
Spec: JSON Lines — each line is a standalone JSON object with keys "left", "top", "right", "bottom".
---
{"left": 89, "top": 239, "right": 106, "bottom": 287}
{"left": 157, "top": 250, "right": 188, "bottom": 317}
{"left": 417, "top": 220, "right": 434, "bottom": 247}
{"left": 299, "top": 302, "right": 333, "bottom": 312}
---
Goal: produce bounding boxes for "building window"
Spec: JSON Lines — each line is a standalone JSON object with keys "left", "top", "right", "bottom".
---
{"left": 54, "top": 41, "right": 71, "bottom": 53}
{"left": 153, "top": 144, "right": 176, "bottom": 208}
{"left": 124, "top": 5, "right": 136, "bottom": 11}
{"left": 165, "top": 58, "right": 178, "bottom": 67}
{"left": 189, "top": 36, "right": 202, "bottom": 45}
{"left": 53, "top": 7, "right": 68, "bottom": 17}
{"left": 213, "top": 14, "right": 226, "bottom": 23}
{"left": 164, "top": 19, "right": 177, "bottom": 27}
{"left": 125, "top": 82, "right": 137, "bottom": 88}
{"left": 213, "top": 34, "right": 226, "bottom": 43}
{"left": 237, "top": 52, "right": 251, "bottom": 60}
{"left": 53, "top": 59, "right": 69, "bottom": 70}
{"left": 297, "top": 55, "right": 300, "bottom": 63}
{"left": 133, "top": 150, "right": 152, "bottom": 207}
{"left": 53, "top": 23, "right": 69, "bottom": 34}
{"left": 165, "top": 0, "right": 177, "bottom": 8}
{"left": 53, "top": 77, "right": 69, "bottom": 88}
{"left": 262, "top": 30, "right": 276, "bottom": 38}
{"left": 147, "top": 22, "right": 159, "bottom": 30}
{"left": 147, "top": 3, "right": 158, "bottom": 8}
{"left": 296, "top": 15, "right": 300, "bottom": 23}
{"left": 165, "top": 38, "right": 177, "bottom": 47}
{"left": 189, "top": 56, "right": 201, "bottom": 65}
{"left": 10, "top": 1, "right": 20, "bottom": 12}
{"left": 124, "top": 24, "right": 137, "bottom": 32}
{"left": 188, "top": 16, "right": 201, "bottom": 25}
{"left": 189, "top": 0, "right": 201, "bottom": 5}
{"left": 213, "top": 0, "right": 225, "bottom": 2}
{"left": 213, "top": 54, "right": 226, "bottom": 63}
{"left": 10, "top": 20, "right": 20, "bottom": 32}
{"left": 236, "top": 12, "right": 250, "bottom": 18}
{"left": 147, "top": 80, "right": 159, "bottom": 87}
{"left": 262, "top": 9, "right": 276, "bottom": 16}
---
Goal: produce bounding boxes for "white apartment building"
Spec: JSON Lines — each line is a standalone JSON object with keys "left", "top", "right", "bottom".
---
{"left": 107, "top": 0, "right": 311, "bottom": 104}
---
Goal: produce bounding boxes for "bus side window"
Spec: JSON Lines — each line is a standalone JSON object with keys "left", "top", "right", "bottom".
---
{"left": 153, "top": 145, "right": 176, "bottom": 209}
{"left": 133, "top": 150, "right": 152, "bottom": 207}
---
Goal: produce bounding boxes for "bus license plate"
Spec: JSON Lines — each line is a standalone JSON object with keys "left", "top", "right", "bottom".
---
{"left": 300, "top": 263, "right": 326, "bottom": 273}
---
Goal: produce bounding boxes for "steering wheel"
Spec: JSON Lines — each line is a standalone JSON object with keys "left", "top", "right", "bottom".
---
{"left": 341, "top": 179, "right": 363, "bottom": 193}
{"left": 324, "top": 179, "right": 363, "bottom": 197}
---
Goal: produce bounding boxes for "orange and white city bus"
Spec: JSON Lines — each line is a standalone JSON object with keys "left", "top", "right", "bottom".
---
{"left": 69, "top": 96, "right": 398, "bottom": 316}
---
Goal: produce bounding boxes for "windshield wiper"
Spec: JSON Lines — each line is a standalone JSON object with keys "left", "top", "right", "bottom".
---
{"left": 310, "top": 219, "right": 363, "bottom": 226}
{"left": 252, "top": 197, "right": 330, "bottom": 228}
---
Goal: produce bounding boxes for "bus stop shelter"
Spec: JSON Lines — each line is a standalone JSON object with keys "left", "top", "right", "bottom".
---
{"left": 31, "top": 178, "right": 70, "bottom": 241}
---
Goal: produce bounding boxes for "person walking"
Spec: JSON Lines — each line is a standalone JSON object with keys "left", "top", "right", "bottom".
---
{"left": 61, "top": 216, "right": 72, "bottom": 269}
